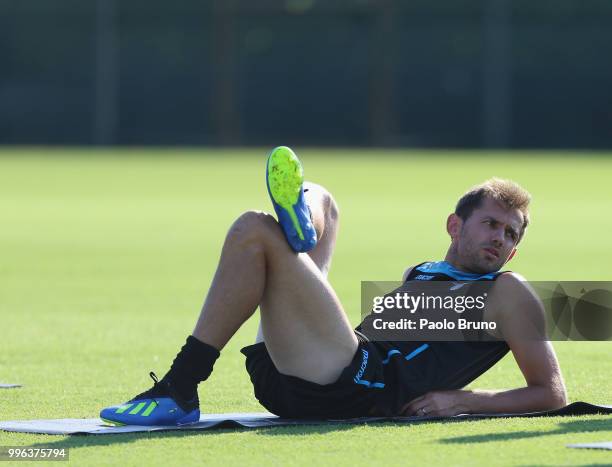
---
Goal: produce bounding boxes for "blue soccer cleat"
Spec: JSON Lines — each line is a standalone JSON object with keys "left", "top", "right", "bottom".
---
{"left": 266, "top": 146, "right": 317, "bottom": 253}
{"left": 99, "top": 372, "right": 200, "bottom": 426}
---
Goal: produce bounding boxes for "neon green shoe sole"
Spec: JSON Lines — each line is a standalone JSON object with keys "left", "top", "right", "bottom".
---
{"left": 101, "top": 417, "right": 126, "bottom": 427}
{"left": 266, "top": 146, "right": 317, "bottom": 252}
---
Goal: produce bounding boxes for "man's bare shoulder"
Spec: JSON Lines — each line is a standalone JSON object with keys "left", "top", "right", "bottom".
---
{"left": 488, "top": 271, "right": 546, "bottom": 340}
{"left": 494, "top": 272, "right": 536, "bottom": 300}
{"left": 402, "top": 266, "right": 416, "bottom": 282}
{"left": 497, "top": 270, "right": 527, "bottom": 282}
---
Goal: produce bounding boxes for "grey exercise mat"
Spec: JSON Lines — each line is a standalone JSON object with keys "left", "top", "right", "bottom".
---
{"left": 567, "top": 442, "right": 612, "bottom": 450}
{"left": 0, "top": 383, "right": 21, "bottom": 389}
{"left": 1, "top": 402, "right": 610, "bottom": 435}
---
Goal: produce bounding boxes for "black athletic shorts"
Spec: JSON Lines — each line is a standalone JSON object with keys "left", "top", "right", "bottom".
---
{"left": 242, "top": 334, "right": 510, "bottom": 418}
{"left": 240, "top": 333, "right": 386, "bottom": 419}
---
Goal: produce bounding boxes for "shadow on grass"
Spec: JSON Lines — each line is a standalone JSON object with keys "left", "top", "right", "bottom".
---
{"left": 441, "top": 418, "right": 612, "bottom": 444}
{"left": 14, "top": 416, "right": 612, "bottom": 450}
{"left": 16, "top": 424, "right": 360, "bottom": 450}
{"left": 522, "top": 465, "right": 612, "bottom": 467}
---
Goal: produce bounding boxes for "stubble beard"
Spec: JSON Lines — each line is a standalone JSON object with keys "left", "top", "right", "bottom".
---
{"left": 459, "top": 237, "right": 502, "bottom": 274}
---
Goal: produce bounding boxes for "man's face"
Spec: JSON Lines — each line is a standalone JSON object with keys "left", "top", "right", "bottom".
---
{"left": 449, "top": 197, "right": 524, "bottom": 274}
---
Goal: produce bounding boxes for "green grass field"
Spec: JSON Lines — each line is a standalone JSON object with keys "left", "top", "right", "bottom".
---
{"left": 1, "top": 149, "right": 611, "bottom": 466}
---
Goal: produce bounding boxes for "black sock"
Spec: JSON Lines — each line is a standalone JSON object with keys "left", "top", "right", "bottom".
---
{"left": 161, "top": 336, "right": 220, "bottom": 400}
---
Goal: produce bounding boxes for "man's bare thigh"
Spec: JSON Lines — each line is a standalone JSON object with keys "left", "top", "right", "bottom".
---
{"left": 258, "top": 242, "right": 358, "bottom": 385}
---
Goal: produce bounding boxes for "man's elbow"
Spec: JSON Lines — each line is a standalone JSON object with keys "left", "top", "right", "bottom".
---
{"left": 554, "top": 388, "right": 568, "bottom": 409}
{"left": 547, "top": 389, "right": 567, "bottom": 410}
{"left": 531, "top": 377, "right": 567, "bottom": 410}
{"left": 546, "top": 379, "right": 568, "bottom": 409}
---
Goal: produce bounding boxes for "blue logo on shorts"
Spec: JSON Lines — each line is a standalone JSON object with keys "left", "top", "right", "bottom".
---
{"left": 353, "top": 349, "right": 369, "bottom": 383}
{"left": 353, "top": 348, "right": 384, "bottom": 388}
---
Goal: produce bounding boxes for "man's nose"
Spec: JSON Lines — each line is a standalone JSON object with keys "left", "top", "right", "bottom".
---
{"left": 491, "top": 228, "right": 504, "bottom": 246}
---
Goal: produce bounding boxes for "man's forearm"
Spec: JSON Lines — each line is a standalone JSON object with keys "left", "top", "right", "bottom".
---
{"left": 462, "top": 385, "right": 567, "bottom": 414}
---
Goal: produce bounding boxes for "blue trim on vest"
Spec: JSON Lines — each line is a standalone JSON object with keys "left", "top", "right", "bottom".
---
{"left": 355, "top": 379, "right": 385, "bottom": 389}
{"left": 381, "top": 344, "right": 429, "bottom": 365}
{"left": 405, "top": 343, "right": 429, "bottom": 361}
{"left": 382, "top": 350, "right": 402, "bottom": 364}
{"left": 415, "top": 261, "right": 497, "bottom": 281}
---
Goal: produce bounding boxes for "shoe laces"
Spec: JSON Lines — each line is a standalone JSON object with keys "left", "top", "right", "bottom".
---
{"left": 131, "top": 371, "right": 166, "bottom": 403}
{"left": 131, "top": 371, "right": 198, "bottom": 413}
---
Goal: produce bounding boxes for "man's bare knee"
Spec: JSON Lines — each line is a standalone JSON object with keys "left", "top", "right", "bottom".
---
{"left": 304, "top": 183, "right": 339, "bottom": 233}
{"left": 324, "top": 191, "right": 339, "bottom": 225}
{"left": 226, "top": 210, "right": 284, "bottom": 251}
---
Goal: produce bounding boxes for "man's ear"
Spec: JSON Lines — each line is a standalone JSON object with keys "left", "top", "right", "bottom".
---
{"left": 447, "top": 213, "right": 462, "bottom": 240}
{"left": 505, "top": 248, "right": 517, "bottom": 264}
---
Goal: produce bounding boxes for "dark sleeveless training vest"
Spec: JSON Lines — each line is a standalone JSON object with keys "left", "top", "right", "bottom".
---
{"left": 401, "top": 261, "right": 510, "bottom": 391}
{"left": 357, "top": 261, "right": 511, "bottom": 407}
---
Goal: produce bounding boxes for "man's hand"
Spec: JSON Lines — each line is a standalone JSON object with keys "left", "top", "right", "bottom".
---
{"left": 403, "top": 383, "right": 567, "bottom": 417}
{"left": 402, "top": 390, "right": 471, "bottom": 417}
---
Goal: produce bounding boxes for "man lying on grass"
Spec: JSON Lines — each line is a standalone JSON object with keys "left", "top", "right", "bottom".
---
{"left": 100, "top": 147, "right": 567, "bottom": 425}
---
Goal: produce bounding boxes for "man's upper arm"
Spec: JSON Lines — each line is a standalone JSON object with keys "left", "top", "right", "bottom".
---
{"left": 491, "top": 274, "right": 567, "bottom": 395}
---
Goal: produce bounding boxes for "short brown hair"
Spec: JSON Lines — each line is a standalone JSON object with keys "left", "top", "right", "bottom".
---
{"left": 455, "top": 178, "right": 531, "bottom": 242}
